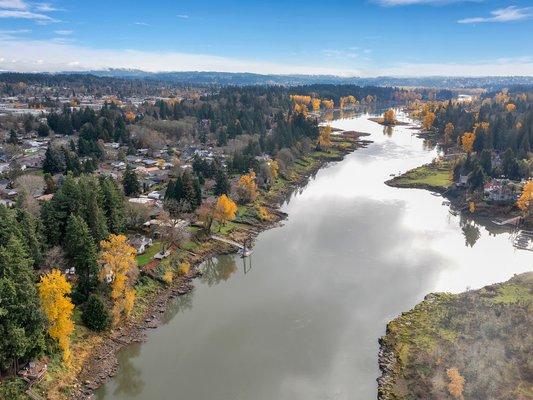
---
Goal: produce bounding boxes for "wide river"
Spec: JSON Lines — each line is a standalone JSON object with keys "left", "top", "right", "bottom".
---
{"left": 97, "top": 113, "right": 531, "bottom": 400}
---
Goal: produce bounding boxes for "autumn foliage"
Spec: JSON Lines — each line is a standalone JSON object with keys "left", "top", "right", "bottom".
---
{"left": 214, "top": 194, "right": 238, "bottom": 226}
{"left": 38, "top": 269, "right": 75, "bottom": 363}
{"left": 446, "top": 368, "right": 466, "bottom": 399}
{"left": 317, "top": 125, "right": 332, "bottom": 150}
{"left": 517, "top": 180, "right": 532, "bottom": 214}
{"left": 99, "top": 234, "right": 138, "bottom": 324}
{"left": 422, "top": 111, "right": 436, "bottom": 131}
{"left": 461, "top": 132, "right": 476, "bottom": 153}
{"left": 236, "top": 171, "right": 258, "bottom": 204}
{"left": 383, "top": 109, "right": 396, "bottom": 125}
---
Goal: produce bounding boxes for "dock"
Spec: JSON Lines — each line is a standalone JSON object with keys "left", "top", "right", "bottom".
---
{"left": 210, "top": 235, "right": 253, "bottom": 257}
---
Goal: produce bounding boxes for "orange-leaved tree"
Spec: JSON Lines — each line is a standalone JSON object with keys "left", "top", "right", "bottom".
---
{"left": 517, "top": 180, "right": 532, "bottom": 216}
{"left": 317, "top": 125, "right": 332, "bottom": 150}
{"left": 383, "top": 109, "right": 396, "bottom": 125}
{"left": 214, "top": 194, "right": 238, "bottom": 227}
{"left": 422, "top": 111, "right": 436, "bottom": 131}
{"left": 99, "top": 234, "right": 138, "bottom": 324}
{"left": 461, "top": 132, "right": 476, "bottom": 153}
{"left": 236, "top": 171, "right": 258, "bottom": 204}
{"left": 446, "top": 368, "right": 465, "bottom": 399}
{"left": 38, "top": 269, "right": 75, "bottom": 363}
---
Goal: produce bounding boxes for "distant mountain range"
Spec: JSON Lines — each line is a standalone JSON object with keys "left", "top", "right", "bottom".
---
{"left": 72, "top": 69, "right": 533, "bottom": 90}
{"left": 2, "top": 69, "right": 532, "bottom": 90}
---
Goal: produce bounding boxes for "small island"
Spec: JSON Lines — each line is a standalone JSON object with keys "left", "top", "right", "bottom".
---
{"left": 369, "top": 109, "right": 410, "bottom": 126}
{"left": 378, "top": 272, "right": 533, "bottom": 400}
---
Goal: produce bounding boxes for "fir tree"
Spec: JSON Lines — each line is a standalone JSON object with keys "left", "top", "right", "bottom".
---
{"left": 123, "top": 164, "right": 140, "bottom": 197}
{"left": 65, "top": 214, "right": 99, "bottom": 300}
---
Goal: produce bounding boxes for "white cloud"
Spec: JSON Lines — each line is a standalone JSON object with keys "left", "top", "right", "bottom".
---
{"left": 0, "top": 38, "right": 532, "bottom": 77}
{"left": 0, "top": 9, "right": 58, "bottom": 22}
{"left": 0, "top": 38, "right": 362, "bottom": 76}
{"left": 177, "top": 14, "right": 189, "bottom": 19}
{"left": 322, "top": 49, "right": 358, "bottom": 59}
{"left": 374, "top": 58, "right": 533, "bottom": 76}
{"left": 54, "top": 29, "right": 72, "bottom": 35}
{"left": 458, "top": 6, "right": 532, "bottom": 23}
{"left": 0, "top": 0, "right": 27, "bottom": 10}
{"left": 133, "top": 21, "right": 150, "bottom": 26}
{"left": 34, "top": 2, "right": 61, "bottom": 12}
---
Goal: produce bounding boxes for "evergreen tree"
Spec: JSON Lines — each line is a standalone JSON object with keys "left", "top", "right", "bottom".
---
{"left": 479, "top": 149, "right": 492, "bottom": 176}
{"left": 16, "top": 209, "right": 43, "bottom": 268}
{"left": 123, "top": 164, "right": 140, "bottom": 197}
{"left": 37, "top": 123, "right": 50, "bottom": 138}
{"left": 468, "top": 165, "right": 486, "bottom": 189}
{"left": 214, "top": 169, "right": 230, "bottom": 196}
{"left": 100, "top": 177, "right": 125, "bottom": 233}
{"left": 79, "top": 176, "right": 109, "bottom": 243}
{"left": 42, "top": 144, "right": 64, "bottom": 175}
{"left": 0, "top": 237, "right": 45, "bottom": 372}
{"left": 82, "top": 294, "right": 110, "bottom": 331}
{"left": 65, "top": 214, "right": 99, "bottom": 301}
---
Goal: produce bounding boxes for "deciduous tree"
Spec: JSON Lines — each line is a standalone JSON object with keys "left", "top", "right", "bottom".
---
{"left": 99, "top": 234, "right": 138, "bottom": 324}
{"left": 236, "top": 171, "right": 258, "bottom": 204}
{"left": 38, "top": 270, "right": 74, "bottom": 363}
{"left": 214, "top": 194, "right": 238, "bottom": 227}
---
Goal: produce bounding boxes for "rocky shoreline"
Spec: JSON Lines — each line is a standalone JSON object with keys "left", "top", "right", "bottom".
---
{"left": 377, "top": 273, "right": 533, "bottom": 399}
{"left": 65, "top": 131, "right": 370, "bottom": 399}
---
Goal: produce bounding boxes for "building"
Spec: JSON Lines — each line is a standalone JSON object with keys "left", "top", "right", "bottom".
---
{"left": 483, "top": 179, "right": 519, "bottom": 203}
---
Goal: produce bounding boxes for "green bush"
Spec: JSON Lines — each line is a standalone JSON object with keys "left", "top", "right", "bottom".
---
{"left": 82, "top": 294, "right": 111, "bottom": 331}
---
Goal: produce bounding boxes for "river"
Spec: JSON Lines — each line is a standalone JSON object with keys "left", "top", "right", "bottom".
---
{"left": 96, "top": 113, "right": 531, "bottom": 400}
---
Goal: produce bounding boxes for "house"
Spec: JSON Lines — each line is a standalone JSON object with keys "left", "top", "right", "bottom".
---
{"left": 129, "top": 197, "right": 157, "bottom": 206}
{"left": 153, "top": 250, "right": 171, "bottom": 260}
{"left": 483, "top": 179, "right": 518, "bottom": 203}
{"left": 457, "top": 174, "right": 469, "bottom": 187}
{"left": 147, "top": 190, "right": 163, "bottom": 200}
{"left": 129, "top": 235, "right": 153, "bottom": 254}
{"left": 0, "top": 198, "right": 15, "bottom": 207}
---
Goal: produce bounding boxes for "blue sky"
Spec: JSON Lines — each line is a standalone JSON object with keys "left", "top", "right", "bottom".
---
{"left": 0, "top": 0, "right": 532, "bottom": 76}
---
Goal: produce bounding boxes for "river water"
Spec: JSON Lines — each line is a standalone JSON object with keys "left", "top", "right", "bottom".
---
{"left": 96, "top": 113, "right": 531, "bottom": 400}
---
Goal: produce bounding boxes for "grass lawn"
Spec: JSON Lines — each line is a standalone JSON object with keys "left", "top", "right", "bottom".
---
{"left": 136, "top": 241, "right": 162, "bottom": 266}
{"left": 388, "top": 162, "right": 453, "bottom": 191}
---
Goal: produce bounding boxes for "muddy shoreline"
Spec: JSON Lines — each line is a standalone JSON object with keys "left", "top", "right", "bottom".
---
{"left": 71, "top": 133, "right": 370, "bottom": 399}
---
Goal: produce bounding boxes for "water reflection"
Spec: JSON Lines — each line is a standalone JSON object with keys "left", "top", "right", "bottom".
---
{"left": 110, "top": 345, "right": 145, "bottom": 398}
{"left": 200, "top": 255, "right": 238, "bottom": 286}
{"left": 97, "top": 113, "right": 531, "bottom": 400}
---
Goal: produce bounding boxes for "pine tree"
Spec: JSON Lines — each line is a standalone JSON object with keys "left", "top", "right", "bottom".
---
{"left": 0, "top": 237, "right": 46, "bottom": 373}
{"left": 214, "top": 169, "right": 230, "bottom": 196}
{"left": 43, "top": 144, "right": 64, "bottom": 175}
{"left": 65, "top": 214, "right": 99, "bottom": 301}
{"left": 82, "top": 294, "right": 110, "bottom": 331}
{"left": 100, "top": 177, "right": 125, "bottom": 233}
{"left": 123, "top": 164, "right": 140, "bottom": 197}
{"left": 79, "top": 176, "right": 109, "bottom": 243}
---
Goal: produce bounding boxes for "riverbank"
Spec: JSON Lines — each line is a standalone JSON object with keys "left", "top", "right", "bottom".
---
{"left": 386, "top": 160, "right": 530, "bottom": 229}
{"left": 377, "top": 272, "right": 533, "bottom": 400}
{"left": 21, "top": 131, "right": 370, "bottom": 400}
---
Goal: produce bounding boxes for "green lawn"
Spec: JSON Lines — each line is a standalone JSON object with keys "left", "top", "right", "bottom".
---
{"left": 136, "top": 241, "right": 162, "bottom": 266}
{"left": 388, "top": 162, "right": 453, "bottom": 191}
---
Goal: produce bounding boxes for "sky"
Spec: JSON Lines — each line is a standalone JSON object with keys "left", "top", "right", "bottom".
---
{"left": 0, "top": 0, "right": 532, "bottom": 76}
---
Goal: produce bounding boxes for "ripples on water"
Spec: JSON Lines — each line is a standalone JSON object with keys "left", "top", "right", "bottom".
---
{"left": 97, "top": 113, "right": 531, "bottom": 400}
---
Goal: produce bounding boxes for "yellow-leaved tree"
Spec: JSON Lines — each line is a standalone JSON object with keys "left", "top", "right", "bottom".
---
{"left": 446, "top": 368, "right": 465, "bottom": 399}
{"left": 422, "top": 111, "right": 436, "bottom": 131}
{"left": 444, "top": 122, "right": 455, "bottom": 145}
{"left": 214, "top": 194, "right": 238, "bottom": 227}
{"left": 99, "top": 234, "right": 138, "bottom": 324}
{"left": 383, "top": 109, "right": 396, "bottom": 125}
{"left": 268, "top": 160, "right": 279, "bottom": 181}
{"left": 317, "top": 125, "right": 332, "bottom": 150}
{"left": 322, "top": 99, "right": 334, "bottom": 109}
{"left": 236, "top": 171, "right": 258, "bottom": 204}
{"left": 517, "top": 180, "right": 532, "bottom": 216}
{"left": 506, "top": 103, "right": 516, "bottom": 112}
{"left": 311, "top": 98, "right": 321, "bottom": 111}
{"left": 38, "top": 270, "right": 75, "bottom": 363}
{"left": 461, "top": 132, "right": 476, "bottom": 153}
